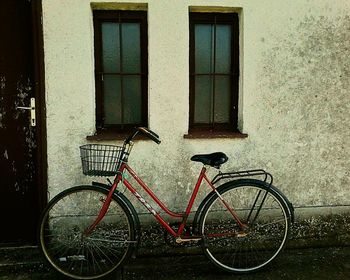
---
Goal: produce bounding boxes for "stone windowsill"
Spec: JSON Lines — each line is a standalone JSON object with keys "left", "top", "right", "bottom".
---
{"left": 183, "top": 130, "right": 248, "bottom": 139}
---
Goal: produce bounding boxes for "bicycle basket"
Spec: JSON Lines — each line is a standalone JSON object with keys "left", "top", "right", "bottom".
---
{"left": 79, "top": 144, "right": 125, "bottom": 177}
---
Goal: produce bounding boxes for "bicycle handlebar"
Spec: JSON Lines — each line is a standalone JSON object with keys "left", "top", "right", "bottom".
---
{"left": 125, "top": 127, "right": 161, "bottom": 145}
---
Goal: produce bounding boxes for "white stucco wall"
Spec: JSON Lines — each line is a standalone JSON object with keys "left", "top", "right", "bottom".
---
{"left": 42, "top": 0, "right": 350, "bottom": 216}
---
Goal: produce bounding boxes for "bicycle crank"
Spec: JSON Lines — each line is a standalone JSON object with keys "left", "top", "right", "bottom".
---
{"left": 175, "top": 237, "right": 202, "bottom": 244}
{"left": 164, "top": 222, "right": 199, "bottom": 247}
{"left": 237, "top": 231, "right": 248, "bottom": 237}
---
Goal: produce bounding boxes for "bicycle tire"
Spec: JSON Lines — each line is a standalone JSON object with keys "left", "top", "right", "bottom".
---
{"left": 198, "top": 179, "right": 291, "bottom": 273}
{"left": 39, "top": 185, "right": 137, "bottom": 279}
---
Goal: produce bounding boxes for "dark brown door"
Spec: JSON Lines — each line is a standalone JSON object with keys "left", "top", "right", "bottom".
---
{"left": 0, "top": 0, "right": 45, "bottom": 245}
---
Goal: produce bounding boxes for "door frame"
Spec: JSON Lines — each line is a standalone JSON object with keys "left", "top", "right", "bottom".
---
{"left": 31, "top": 0, "right": 47, "bottom": 220}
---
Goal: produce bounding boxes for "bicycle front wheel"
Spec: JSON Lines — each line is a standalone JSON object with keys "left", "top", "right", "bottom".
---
{"left": 199, "top": 179, "right": 291, "bottom": 273}
{"left": 39, "top": 185, "right": 136, "bottom": 279}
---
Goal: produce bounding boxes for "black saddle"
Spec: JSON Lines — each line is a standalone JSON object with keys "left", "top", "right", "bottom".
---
{"left": 191, "top": 152, "right": 228, "bottom": 168}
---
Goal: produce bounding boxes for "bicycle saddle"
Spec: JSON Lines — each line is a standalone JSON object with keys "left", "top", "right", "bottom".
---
{"left": 191, "top": 152, "right": 228, "bottom": 168}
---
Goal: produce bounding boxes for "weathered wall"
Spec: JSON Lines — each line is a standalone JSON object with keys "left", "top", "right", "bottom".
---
{"left": 42, "top": 0, "right": 350, "bottom": 219}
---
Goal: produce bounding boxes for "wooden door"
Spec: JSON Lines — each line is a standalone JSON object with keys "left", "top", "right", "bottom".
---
{"left": 0, "top": 0, "right": 45, "bottom": 245}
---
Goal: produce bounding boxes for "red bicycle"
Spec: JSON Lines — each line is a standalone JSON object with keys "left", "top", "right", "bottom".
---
{"left": 39, "top": 127, "right": 294, "bottom": 280}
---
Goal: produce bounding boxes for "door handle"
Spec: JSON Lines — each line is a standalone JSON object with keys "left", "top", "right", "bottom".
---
{"left": 16, "top": 97, "right": 36, "bottom": 127}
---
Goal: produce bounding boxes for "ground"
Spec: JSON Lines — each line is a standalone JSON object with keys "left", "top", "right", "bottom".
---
{"left": 0, "top": 246, "right": 349, "bottom": 280}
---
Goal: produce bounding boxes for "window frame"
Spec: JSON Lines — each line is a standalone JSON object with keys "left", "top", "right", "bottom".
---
{"left": 189, "top": 12, "right": 239, "bottom": 132}
{"left": 93, "top": 10, "right": 148, "bottom": 133}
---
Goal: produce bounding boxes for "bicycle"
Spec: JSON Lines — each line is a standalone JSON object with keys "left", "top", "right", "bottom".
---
{"left": 39, "top": 127, "right": 294, "bottom": 280}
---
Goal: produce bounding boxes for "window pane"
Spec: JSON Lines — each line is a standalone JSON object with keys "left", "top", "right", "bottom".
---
{"left": 102, "top": 23, "right": 120, "bottom": 73}
{"left": 122, "top": 23, "right": 141, "bottom": 73}
{"left": 104, "top": 75, "right": 121, "bottom": 125}
{"left": 194, "top": 24, "right": 213, "bottom": 74}
{"left": 214, "top": 76, "right": 230, "bottom": 123}
{"left": 122, "top": 76, "right": 142, "bottom": 124}
{"left": 215, "top": 25, "right": 231, "bottom": 74}
{"left": 194, "top": 76, "right": 213, "bottom": 123}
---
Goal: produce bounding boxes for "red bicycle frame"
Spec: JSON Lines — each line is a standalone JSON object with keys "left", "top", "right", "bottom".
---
{"left": 85, "top": 162, "right": 245, "bottom": 237}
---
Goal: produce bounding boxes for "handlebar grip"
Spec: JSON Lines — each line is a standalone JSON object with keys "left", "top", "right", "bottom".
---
{"left": 139, "top": 127, "right": 161, "bottom": 144}
{"left": 125, "top": 127, "right": 161, "bottom": 144}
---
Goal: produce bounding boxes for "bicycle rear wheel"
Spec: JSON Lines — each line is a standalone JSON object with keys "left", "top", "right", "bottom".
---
{"left": 39, "top": 185, "right": 136, "bottom": 279}
{"left": 199, "top": 179, "right": 291, "bottom": 273}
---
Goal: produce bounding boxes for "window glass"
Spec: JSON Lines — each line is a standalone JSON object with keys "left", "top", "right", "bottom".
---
{"left": 123, "top": 76, "right": 142, "bottom": 124}
{"left": 194, "top": 24, "right": 213, "bottom": 74}
{"left": 104, "top": 75, "right": 122, "bottom": 125}
{"left": 215, "top": 25, "right": 231, "bottom": 74}
{"left": 194, "top": 76, "right": 213, "bottom": 123}
{"left": 122, "top": 23, "right": 141, "bottom": 73}
{"left": 214, "top": 76, "right": 230, "bottom": 123}
{"left": 102, "top": 23, "right": 120, "bottom": 73}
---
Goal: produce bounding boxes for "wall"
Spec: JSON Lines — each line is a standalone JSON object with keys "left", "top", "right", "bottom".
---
{"left": 42, "top": 0, "right": 350, "bottom": 219}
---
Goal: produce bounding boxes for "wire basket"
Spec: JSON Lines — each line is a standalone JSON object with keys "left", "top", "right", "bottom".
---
{"left": 79, "top": 144, "right": 125, "bottom": 177}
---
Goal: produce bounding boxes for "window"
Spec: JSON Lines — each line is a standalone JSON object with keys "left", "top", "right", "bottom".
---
{"left": 93, "top": 11, "right": 148, "bottom": 132}
{"left": 189, "top": 12, "right": 239, "bottom": 132}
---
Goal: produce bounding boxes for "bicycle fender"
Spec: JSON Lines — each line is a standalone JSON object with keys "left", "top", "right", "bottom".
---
{"left": 269, "top": 185, "right": 295, "bottom": 223}
{"left": 92, "top": 181, "right": 141, "bottom": 228}
{"left": 91, "top": 182, "right": 141, "bottom": 247}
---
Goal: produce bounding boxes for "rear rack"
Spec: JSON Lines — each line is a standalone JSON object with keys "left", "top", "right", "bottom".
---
{"left": 211, "top": 169, "right": 274, "bottom": 226}
{"left": 211, "top": 169, "right": 273, "bottom": 186}
{"left": 212, "top": 169, "right": 295, "bottom": 224}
